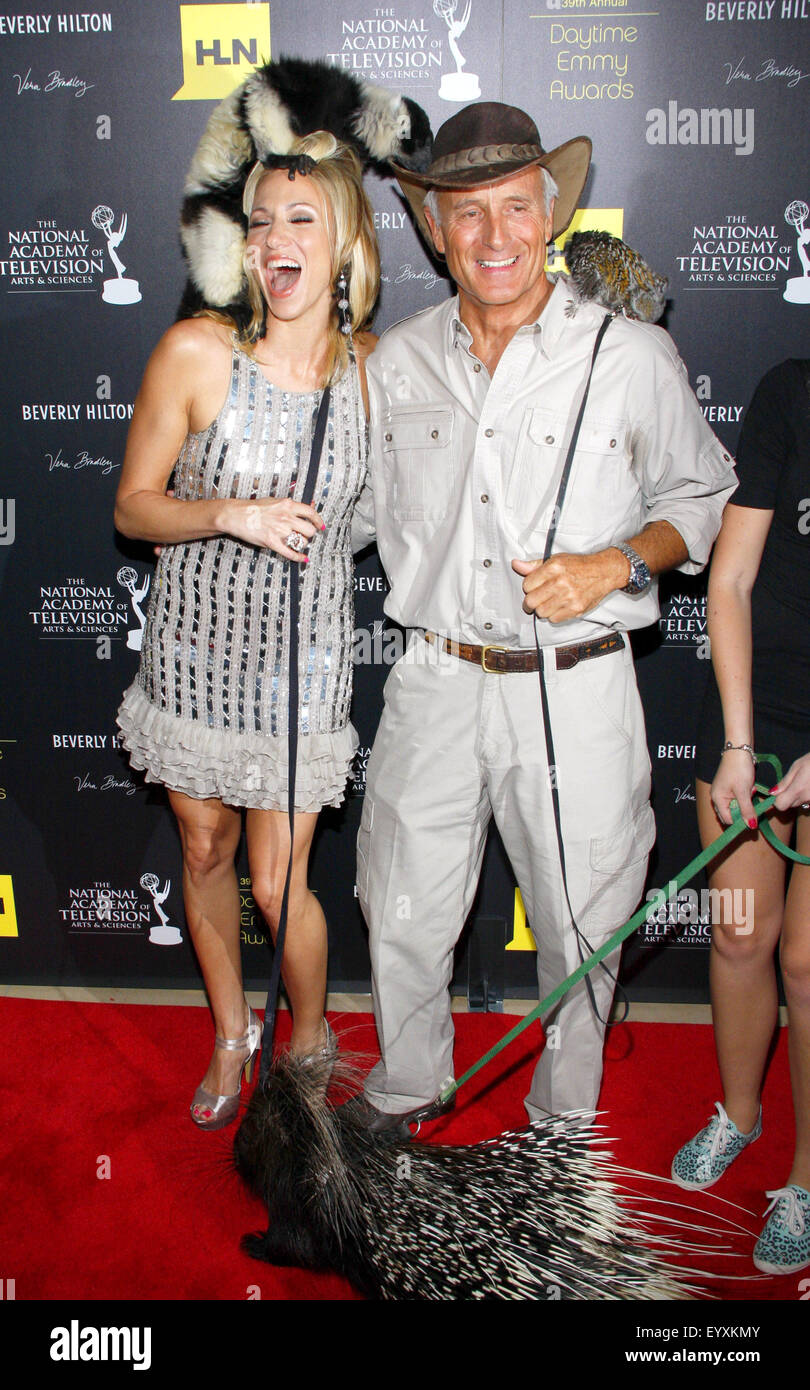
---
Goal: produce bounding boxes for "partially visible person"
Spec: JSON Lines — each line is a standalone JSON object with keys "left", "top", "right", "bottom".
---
{"left": 114, "top": 133, "right": 379, "bottom": 1129}
{"left": 671, "top": 359, "right": 810, "bottom": 1275}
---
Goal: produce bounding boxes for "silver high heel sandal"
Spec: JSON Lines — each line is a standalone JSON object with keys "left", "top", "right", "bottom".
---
{"left": 190, "top": 1006, "right": 263, "bottom": 1131}
{"left": 297, "top": 1018, "right": 339, "bottom": 1084}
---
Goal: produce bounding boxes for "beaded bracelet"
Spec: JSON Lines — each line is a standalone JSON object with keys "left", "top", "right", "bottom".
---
{"left": 721, "top": 741, "right": 757, "bottom": 766}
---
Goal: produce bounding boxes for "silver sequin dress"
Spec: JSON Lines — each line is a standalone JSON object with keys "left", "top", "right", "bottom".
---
{"left": 116, "top": 342, "right": 367, "bottom": 811}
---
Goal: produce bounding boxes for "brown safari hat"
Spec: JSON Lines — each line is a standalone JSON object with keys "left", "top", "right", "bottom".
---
{"left": 391, "top": 101, "right": 591, "bottom": 245}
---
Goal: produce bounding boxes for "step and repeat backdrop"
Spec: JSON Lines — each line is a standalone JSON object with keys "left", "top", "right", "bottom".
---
{"left": 1, "top": 0, "right": 807, "bottom": 1001}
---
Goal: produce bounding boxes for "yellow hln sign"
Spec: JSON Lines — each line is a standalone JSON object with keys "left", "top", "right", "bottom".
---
{"left": 173, "top": 2, "right": 271, "bottom": 101}
{"left": 545, "top": 208, "right": 625, "bottom": 275}
{"left": 0, "top": 876, "right": 18, "bottom": 937}
{"left": 506, "top": 888, "right": 536, "bottom": 953}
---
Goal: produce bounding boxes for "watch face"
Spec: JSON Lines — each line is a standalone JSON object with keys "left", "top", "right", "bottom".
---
{"left": 631, "top": 562, "right": 651, "bottom": 592}
{"left": 622, "top": 548, "right": 650, "bottom": 593}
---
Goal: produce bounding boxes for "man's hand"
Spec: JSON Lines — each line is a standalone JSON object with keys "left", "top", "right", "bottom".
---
{"left": 511, "top": 549, "right": 629, "bottom": 623}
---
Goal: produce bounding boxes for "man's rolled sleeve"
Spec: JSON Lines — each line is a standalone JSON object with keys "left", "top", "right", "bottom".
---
{"left": 634, "top": 370, "right": 738, "bottom": 574}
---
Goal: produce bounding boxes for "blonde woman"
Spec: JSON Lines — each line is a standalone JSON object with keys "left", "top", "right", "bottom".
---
{"left": 114, "top": 134, "right": 379, "bottom": 1129}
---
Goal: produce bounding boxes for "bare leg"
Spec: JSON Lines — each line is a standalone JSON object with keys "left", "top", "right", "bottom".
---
{"left": 246, "top": 808, "right": 327, "bottom": 1055}
{"left": 168, "top": 790, "right": 248, "bottom": 1102}
{"left": 697, "top": 779, "right": 789, "bottom": 1133}
{"left": 779, "top": 812, "right": 810, "bottom": 1190}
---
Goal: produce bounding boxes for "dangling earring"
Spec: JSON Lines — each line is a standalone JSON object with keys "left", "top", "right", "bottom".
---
{"left": 336, "top": 268, "right": 353, "bottom": 341}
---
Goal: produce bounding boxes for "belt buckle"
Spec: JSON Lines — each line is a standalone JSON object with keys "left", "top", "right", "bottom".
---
{"left": 481, "top": 644, "right": 507, "bottom": 673}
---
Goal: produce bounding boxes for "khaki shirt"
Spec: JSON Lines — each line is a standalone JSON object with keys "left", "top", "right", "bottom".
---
{"left": 354, "top": 277, "right": 737, "bottom": 648}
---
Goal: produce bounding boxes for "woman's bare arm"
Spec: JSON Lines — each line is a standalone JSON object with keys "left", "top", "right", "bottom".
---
{"left": 114, "top": 318, "right": 323, "bottom": 561}
{"left": 705, "top": 502, "right": 773, "bottom": 824}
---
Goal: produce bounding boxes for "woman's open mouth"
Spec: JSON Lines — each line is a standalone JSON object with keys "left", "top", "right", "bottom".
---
{"left": 266, "top": 258, "right": 302, "bottom": 296}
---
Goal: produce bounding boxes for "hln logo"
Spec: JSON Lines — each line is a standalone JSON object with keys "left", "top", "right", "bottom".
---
{"left": 173, "top": 2, "right": 271, "bottom": 101}
{"left": 0, "top": 876, "right": 18, "bottom": 938}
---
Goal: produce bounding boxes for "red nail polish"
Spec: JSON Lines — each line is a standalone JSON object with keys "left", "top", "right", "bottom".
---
{"left": 769, "top": 785, "right": 778, "bottom": 793}
{"left": 748, "top": 817, "right": 758, "bottom": 829}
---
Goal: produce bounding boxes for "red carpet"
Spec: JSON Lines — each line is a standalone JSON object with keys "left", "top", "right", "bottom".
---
{"left": 0, "top": 998, "right": 800, "bottom": 1302}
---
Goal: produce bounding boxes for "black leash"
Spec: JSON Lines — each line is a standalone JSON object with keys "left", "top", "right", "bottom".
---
{"left": 259, "top": 386, "right": 331, "bottom": 1082}
{"left": 531, "top": 311, "right": 629, "bottom": 1027}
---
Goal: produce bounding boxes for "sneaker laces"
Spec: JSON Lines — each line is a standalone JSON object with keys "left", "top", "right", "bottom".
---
{"left": 763, "top": 1186, "right": 806, "bottom": 1236}
{"left": 706, "top": 1101, "right": 733, "bottom": 1160}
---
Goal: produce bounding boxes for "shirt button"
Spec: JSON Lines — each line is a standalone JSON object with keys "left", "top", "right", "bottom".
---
{"left": 545, "top": 434, "right": 555, "bottom": 445}
{"left": 483, "top": 558, "right": 492, "bottom": 568}
{"left": 384, "top": 432, "right": 392, "bottom": 442}
{"left": 484, "top": 622, "right": 493, "bottom": 631}
{"left": 473, "top": 362, "right": 482, "bottom": 373}
{"left": 610, "top": 438, "right": 617, "bottom": 448}
{"left": 484, "top": 428, "right": 494, "bottom": 438}
{"left": 480, "top": 494, "right": 489, "bottom": 503}
{"left": 431, "top": 429, "right": 439, "bottom": 439}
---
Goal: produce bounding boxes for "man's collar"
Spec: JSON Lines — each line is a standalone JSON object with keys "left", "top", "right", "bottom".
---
{"left": 448, "top": 297, "right": 468, "bottom": 351}
{"left": 447, "top": 276, "right": 581, "bottom": 358}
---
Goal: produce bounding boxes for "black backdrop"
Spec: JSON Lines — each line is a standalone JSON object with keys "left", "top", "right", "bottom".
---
{"left": 1, "top": 0, "right": 808, "bottom": 1003}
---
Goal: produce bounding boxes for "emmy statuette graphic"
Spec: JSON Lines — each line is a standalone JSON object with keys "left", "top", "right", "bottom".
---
{"left": 140, "top": 873, "right": 183, "bottom": 946}
{"left": 784, "top": 200, "right": 810, "bottom": 304}
{"left": 434, "top": 0, "right": 480, "bottom": 102}
{"left": 92, "top": 204, "right": 142, "bottom": 305}
{"left": 117, "top": 566, "right": 150, "bottom": 651}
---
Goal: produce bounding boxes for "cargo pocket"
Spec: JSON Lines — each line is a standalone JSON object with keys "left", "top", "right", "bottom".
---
{"left": 586, "top": 803, "right": 656, "bottom": 931}
{"left": 381, "top": 405, "right": 454, "bottom": 523}
{"left": 506, "top": 406, "right": 630, "bottom": 546}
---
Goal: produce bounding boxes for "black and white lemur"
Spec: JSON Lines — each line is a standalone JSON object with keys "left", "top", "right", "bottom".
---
{"left": 178, "top": 56, "right": 433, "bottom": 328}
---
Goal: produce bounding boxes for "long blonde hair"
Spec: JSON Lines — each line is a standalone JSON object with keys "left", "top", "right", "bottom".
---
{"left": 240, "top": 132, "right": 380, "bottom": 384}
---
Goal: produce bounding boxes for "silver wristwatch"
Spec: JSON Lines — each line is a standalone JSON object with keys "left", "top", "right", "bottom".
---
{"left": 614, "top": 542, "right": 651, "bottom": 595}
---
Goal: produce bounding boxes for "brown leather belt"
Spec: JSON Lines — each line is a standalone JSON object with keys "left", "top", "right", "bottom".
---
{"left": 423, "top": 630, "right": 625, "bottom": 673}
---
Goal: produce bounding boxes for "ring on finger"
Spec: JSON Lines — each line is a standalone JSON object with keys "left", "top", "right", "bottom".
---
{"left": 284, "top": 530, "right": 307, "bottom": 553}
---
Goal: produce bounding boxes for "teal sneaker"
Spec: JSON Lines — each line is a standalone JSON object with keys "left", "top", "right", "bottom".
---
{"left": 753, "top": 1185, "right": 810, "bottom": 1275}
{"left": 671, "top": 1101, "right": 762, "bottom": 1190}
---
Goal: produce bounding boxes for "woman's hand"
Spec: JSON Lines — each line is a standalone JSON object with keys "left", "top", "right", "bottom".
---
{"left": 771, "top": 753, "right": 810, "bottom": 813}
{"left": 710, "top": 748, "right": 758, "bottom": 827}
{"left": 217, "top": 497, "right": 324, "bottom": 562}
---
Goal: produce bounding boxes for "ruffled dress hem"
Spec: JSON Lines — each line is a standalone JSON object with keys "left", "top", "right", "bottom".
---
{"left": 116, "top": 681, "right": 358, "bottom": 812}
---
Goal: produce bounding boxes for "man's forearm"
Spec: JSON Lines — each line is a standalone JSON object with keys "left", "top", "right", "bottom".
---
{"left": 513, "top": 520, "right": 689, "bottom": 622}
{"left": 615, "top": 519, "right": 689, "bottom": 582}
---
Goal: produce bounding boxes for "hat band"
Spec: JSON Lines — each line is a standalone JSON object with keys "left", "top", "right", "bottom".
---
{"left": 429, "top": 141, "right": 544, "bottom": 179}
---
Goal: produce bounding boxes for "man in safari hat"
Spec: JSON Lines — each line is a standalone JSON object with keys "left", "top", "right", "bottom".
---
{"left": 350, "top": 102, "right": 736, "bottom": 1135}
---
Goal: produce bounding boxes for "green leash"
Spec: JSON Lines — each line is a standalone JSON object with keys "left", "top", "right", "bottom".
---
{"left": 440, "top": 753, "right": 810, "bottom": 1106}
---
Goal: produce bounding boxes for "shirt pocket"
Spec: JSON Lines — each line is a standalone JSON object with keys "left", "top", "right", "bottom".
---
{"left": 381, "top": 405, "right": 454, "bottom": 522}
{"left": 506, "top": 406, "right": 631, "bottom": 543}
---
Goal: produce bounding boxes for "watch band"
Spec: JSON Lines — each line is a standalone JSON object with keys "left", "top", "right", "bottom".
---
{"left": 614, "top": 541, "right": 651, "bottom": 594}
